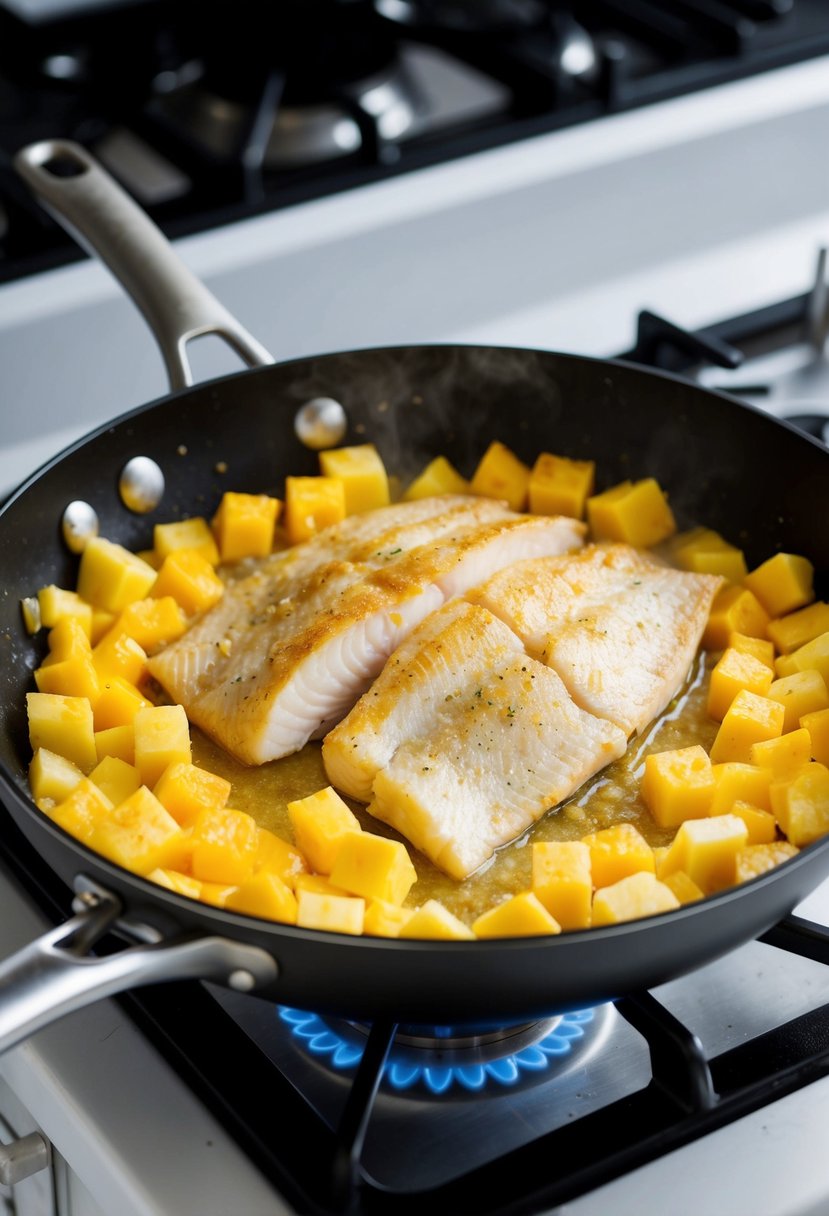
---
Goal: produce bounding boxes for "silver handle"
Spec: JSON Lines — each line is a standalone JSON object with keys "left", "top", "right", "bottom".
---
{"left": 14, "top": 139, "right": 275, "bottom": 391}
{"left": 0, "top": 1132, "right": 49, "bottom": 1187}
{"left": 0, "top": 892, "right": 277, "bottom": 1058}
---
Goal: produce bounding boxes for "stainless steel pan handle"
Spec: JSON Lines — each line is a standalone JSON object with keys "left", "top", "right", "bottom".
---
{"left": 14, "top": 139, "right": 275, "bottom": 391}
{"left": 0, "top": 889, "right": 277, "bottom": 1057}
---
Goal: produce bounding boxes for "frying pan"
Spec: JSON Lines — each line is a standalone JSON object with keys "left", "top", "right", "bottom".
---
{"left": 0, "top": 139, "right": 827, "bottom": 1053}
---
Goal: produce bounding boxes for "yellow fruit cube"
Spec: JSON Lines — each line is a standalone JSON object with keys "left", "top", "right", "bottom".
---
{"left": 727, "top": 631, "right": 775, "bottom": 668}
{"left": 586, "top": 478, "right": 676, "bottom": 548}
{"left": 199, "top": 882, "right": 238, "bottom": 908}
{"left": 802, "top": 707, "right": 829, "bottom": 766}
{"left": 296, "top": 889, "right": 365, "bottom": 935}
{"left": 147, "top": 869, "right": 203, "bottom": 900}
{"left": 27, "top": 692, "right": 97, "bottom": 773}
{"left": 46, "top": 776, "right": 113, "bottom": 843}
{"left": 287, "top": 786, "right": 361, "bottom": 874}
{"left": 90, "top": 786, "right": 186, "bottom": 875}
{"left": 774, "top": 632, "right": 829, "bottom": 687}
{"left": 749, "top": 727, "right": 814, "bottom": 775}
{"left": 528, "top": 452, "right": 595, "bottom": 519}
{"left": 92, "top": 630, "right": 148, "bottom": 685}
{"left": 37, "top": 585, "right": 93, "bottom": 635}
{"left": 363, "top": 899, "right": 414, "bottom": 938}
{"left": 661, "top": 871, "right": 705, "bottom": 905}
{"left": 89, "top": 755, "right": 142, "bottom": 806}
{"left": 402, "top": 456, "right": 469, "bottom": 501}
{"left": 744, "top": 552, "right": 814, "bottom": 618}
{"left": 472, "top": 891, "right": 561, "bottom": 938}
{"left": 254, "top": 828, "right": 308, "bottom": 887}
{"left": 284, "top": 476, "right": 346, "bottom": 544}
{"left": 768, "top": 603, "right": 829, "bottom": 656}
{"left": 329, "top": 831, "right": 417, "bottom": 906}
{"left": 398, "top": 899, "right": 475, "bottom": 940}
{"left": 293, "top": 874, "right": 350, "bottom": 897}
{"left": 714, "top": 800, "right": 777, "bottom": 845}
{"left": 318, "top": 443, "right": 391, "bottom": 514}
{"left": 769, "top": 762, "right": 829, "bottom": 847}
{"left": 735, "top": 841, "right": 799, "bottom": 883}
{"left": 702, "top": 585, "right": 770, "bottom": 651}
{"left": 225, "top": 872, "right": 298, "bottom": 924}
{"left": 150, "top": 550, "right": 224, "bottom": 617}
{"left": 43, "top": 617, "right": 92, "bottom": 663}
{"left": 34, "top": 653, "right": 101, "bottom": 703}
{"left": 94, "top": 724, "right": 135, "bottom": 765}
{"left": 469, "top": 441, "right": 531, "bottom": 511}
{"left": 660, "top": 814, "right": 749, "bottom": 893}
{"left": 133, "top": 704, "right": 191, "bottom": 787}
{"left": 77, "top": 537, "right": 157, "bottom": 613}
{"left": 190, "top": 806, "right": 259, "bottom": 885}
{"left": 706, "top": 647, "right": 773, "bottom": 722}
{"left": 768, "top": 670, "right": 829, "bottom": 733}
{"left": 592, "top": 872, "right": 680, "bottom": 926}
{"left": 709, "top": 762, "right": 773, "bottom": 815}
{"left": 113, "top": 597, "right": 188, "bottom": 653}
{"left": 153, "top": 517, "right": 220, "bottom": 566}
{"left": 29, "top": 748, "right": 84, "bottom": 804}
{"left": 640, "top": 745, "right": 715, "bottom": 828}
{"left": 709, "top": 691, "right": 784, "bottom": 764}
{"left": 90, "top": 609, "right": 116, "bottom": 645}
{"left": 581, "top": 823, "right": 655, "bottom": 888}
{"left": 153, "top": 761, "right": 232, "bottom": 826}
{"left": 93, "top": 677, "right": 150, "bottom": 730}
{"left": 531, "top": 840, "right": 592, "bottom": 930}
{"left": 672, "top": 529, "right": 747, "bottom": 582}
{"left": 211, "top": 492, "right": 282, "bottom": 562}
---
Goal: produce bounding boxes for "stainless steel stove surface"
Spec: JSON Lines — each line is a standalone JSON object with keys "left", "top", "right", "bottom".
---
{"left": 1, "top": 2, "right": 829, "bottom": 1214}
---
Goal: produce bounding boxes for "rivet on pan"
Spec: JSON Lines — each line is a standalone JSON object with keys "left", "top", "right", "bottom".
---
{"left": 294, "top": 397, "right": 347, "bottom": 450}
{"left": 61, "top": 500, "right": 99, "bottom": 553}
{"left": 119, "top": 456, "right": 165, "bottom": 514}
{"left": 228, "top": 969, "right": 256, "bottom": 993}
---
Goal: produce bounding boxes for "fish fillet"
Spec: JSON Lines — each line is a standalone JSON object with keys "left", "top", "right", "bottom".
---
{"left": 148, "top": 504, "right": 584, "bottom": 764}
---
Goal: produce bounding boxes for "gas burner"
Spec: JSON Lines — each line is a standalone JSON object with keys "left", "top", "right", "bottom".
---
{"left": 279, "top": 1005, "right": 605, "bottom": 1095}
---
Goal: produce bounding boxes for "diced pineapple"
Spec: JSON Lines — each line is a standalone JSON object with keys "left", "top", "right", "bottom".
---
{"left": 225, "top": 872, "right": 298, "bottom": 924}
{"left": 20, "top": 596, "right": 41, "bottom": 635}
{"left": 254, "top": 828, "right": 308, "bottom": 887}
{"left": 89, "top": 786, "right": 187, "bottom": 875}
{"left": 153, "top": 517, "right": 220, "bottom": 566}
{"left": 77, "top": 537, "right": 157, "bottom": 613}
{"left": 43, "top": 616, "right": 92, "bottom": 662}
{"left": 287, "top": 786, "right": 361, "bottom": 874}
{"left": 659, "top": 814, "right": 749, "bottom": 894}
{"left": 672, "top": 529, "right": 747, "bottom": 582}
{"left": 293, "top": 874, "right": 349, "bottom": 897}
{"left": 296, "top": 889, "right": 365, "bottom": 935}
{"left": 34, "top": 653, "right": 101, "bottom": 702}
{"left": 90, "top": 609, "right": 116, "bottom": 645}
{"left": 37, "top": 586, "right": 93, "bottom": 635}
{"left": 29, "top": 748, "right": 84, "bottom": 804}
{"left": 774, "top": 632, "right": 829, "bottom": 686}
{"left": 768, "top": 603, "right": 829, "bottom": 655}
{"left": 469, "top": 441, "right": 531, "bottom": 511}
{"left": 91, "top": 630, "right": 148, "bottom": 685}
{"left": 661, "top": 871, "right": 705, "bottom": 905}
{"left": 45, "top": 776, "right": 113, "bottom": 843}
{"left": 767, "top": 670, "right": 829, "bottom": 734}
{"left": 586, "top": 478, "right": 676, "bottom": 548}
{"left": 727, "top": 631, "right": 775, "bottom": 668}
{"left": 283, "top": 476, "right": 346, "bottom": 544}
{"left": 211, "top": 492, "right": 282, "bottom": 562}
{"left": 147, "top": 869, "right": 203, "bottom": 900}
{"left": 591, "top": 872, "right": 680, "bottom": 926}
{"left": 94, "top": 724, "right": 135, "bottom": 765}
{"left": 112, "top": 597, "right": 187, "bottom": 653}
{"left": 706, "top": 647, "right": 773, "bottom": 722}
{"left": 709, "top": 762, "right": 773, "bottom": 815}
{"left": 640, "top": 745, "right": 715, "bottom": 828}
{"left": 153, "top": 760, "right": 231, "bottom": 826}
{"left": 190, "top": 806, "right": 259, "bottom": 885}
{"left": 133, "top": 704, "right": 191, "bottom": 788}
{"left": 150, "top": 550, "right": 224, "bottom": 617}
{"left": 769, "top": 762, "right": 829, "bottom": 847}
{"left": 531, "top": 840, "right": 592, "bottom": 930}
{"left": 708, "top": 691, "right": 784, "bottom": 765}
{"left": 528, "top": 452, "right": 595, "bottom": 519}
{"left": 402, "top": 456, "right": 469, "bottom": 501}
{"left": 744, "top": 552, "right": 814, "bottom": 618}
{"left": 714, "top": 799, "right": 777, "bottom": 845}
{"left": 318, "top": 443, "right": 390, "bottom": 514}
{"left": 802, "top": 707, "right": 829, "bottom": 766}
{"left": 398, "top": 899, "right": 475, "bottom": 940}
{"left": 581, "top": 823, "right": 655, "bottom": 888}
{"left": 27, "top": 692, "right": 97, "bottom": 773}
{"left": 702, "top": 585, "right": 770, "bottom": 651}
{"left": 329, "top": 831, "right": 417, "bottom": 906}
{"left": 735, "top": 841, "right": 799, "bottom": 883}
{"left": 93, "top": 677, "right": 150, "bottom": 731}
{"left": 472, "top": 891, "right": 561, "bottom": 938}
{"left": 363, "top": 899, "right": 414, "bottom": 938}
{"left": 89, "top": 755, "right": 142, "bottom": 805}
{"left": 749, "top": 727, "right": 814, "bottom": 775}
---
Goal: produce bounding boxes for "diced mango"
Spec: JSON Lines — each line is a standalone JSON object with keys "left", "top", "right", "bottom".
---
{"left": 147, "top": 869, "right": 203, "bottom": 900}
{"left": 592, "top": 872, "right": 680, "bottom": 925}
{"left": 802, "top": 707, "right": 829, "bottom": 766}
{"left": 735, "top": 841, "right": 799, "bottom": 883}
{"left": 45, "top": 776, "right": 113, "bottom": 842}
{"left": 768, "top": 603, "right": 829, "bottom": 656}
{"left": 398, "top": 899, "right": 475, "bottom": 940}
{"left": 90, "top": 609, "right": 116, "bottom": 645}
{"left": 709, "top": 691, "right": 785, "bottom": 765}
{"left": 318, "top": 443, "right": 390, "bottom": 514}
{"left": 89, "top": 755, "right": 142, "bottom": 806}
{"left": 660, "top": 814, "right": 749, "bottom": 893}
{"left": 329, "top": 831, "right": 417, "bottom": 906}
{"left": 225, "top": 872, "right": 298, "bottom": 924}
{"left": 469, "top": 441, "right": 530, "bottom": 511}
{"left": 472, "top": 891, "right": 561, "bottom": 938}
{"left": 37, "top": 586, "right": 93, "bottom": 635}
{"left": 199, "top": 882, "right": 238, "bottom": 908}
{"left": 709, "top": 762, "right": 773, "bottom": 815}
{"left": 112, "top": 597, "right": 187, "bottom": 653}
{"left": 769, "top": 762, "right": 829, "bottom": 847}
{"left": 27, "top": 692, "right": 97, "bottom": 773}
{"left": 727, "top": 631, "right": 775, "bottom": 668}
{"left": 296, "top": 889, "right": 365, "bottom": 936}
{"left": 641, "top": 745, "right": 715, "bottom": 828}
{"left": 767, "top": 670, "right": 829, "bottom": 734}
{"left": 661, "top": 871, "right": 705, "bottom": 905}
{"left": 586, "top": 478, "right": 676, "bottom": 548}
{"left": 293, "top": 874, "right": 350, "bottom": 897}
{"left": 714, "top": 799, "right": 777, "bottom": 845}
{"left": 35, "top": 653, "right": 101, "bottom": 702}
{"left": 190, "top": 806, "right": 259, "bottom": 885}
{"left": 744, "top": 552, "right": 814, "bottom": 618}
{"left": 283, "top": 476, "right": 346, "bottom": 544}
{"left": 749, "top": 727, "right": 814, "bottom": 775}
{"left": 150, "top": 550, "right": 225, "bottom": 617}
{"left": 703, "top": 585, "right": 770, "bottom": 651}
{"left": 94, "top": 724, "right": 135, "bottom": 765}
{"left": 89, "top": 785, "right": 186, "bottom": 875}
{"left": 254, "top": 828, "right": 308, "bottom": 887}
{"left": 402, "top": 456, "right": 469, "bottom": 501}
{"left": 77, "top": 537, "right": 157, "bottom": 613}
{"left": 672, "top": 529, "right": 747, "bottom": 582}
{"left": 211, "top": 492, "right": 282, "bottom": 562}
{"left": 774, "top": 632, "right": 829, "bottom": 687}
{"left": 287, "top": 786, "right": 361, "bottom": 874}
{"left": 29, "top": 748, "right": 84, "bottom": 805}
{"left": 133, "top": 704, "right": 191, "bottom": 787}
{"left": 528, "top": 452, "right": 595, "bottom": 519}
{"left": 363, "top": 899, "right": 414, "bottom": 938}
{"left": 43, "top": 617, "right": 93, "bottom": 662}
{"left": 581, "top": 823, "right": 655, "bottom": 888}
{"left": 93, "top": 677, "right": 150, "bottom": 731}
{"left": 531, "top": 840, "right": 592, "bottom": 930}
{"left": 153, "top": 761, "right": 232, "bottom": 826}
{"left": 153, "top": 517, "right": 220, "bottom": 566}
{"left": 91, "top": 630, "right": 147, "bottom": 685}
{"left": 706, "top": 647, "right": 773, "bottom": 722}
